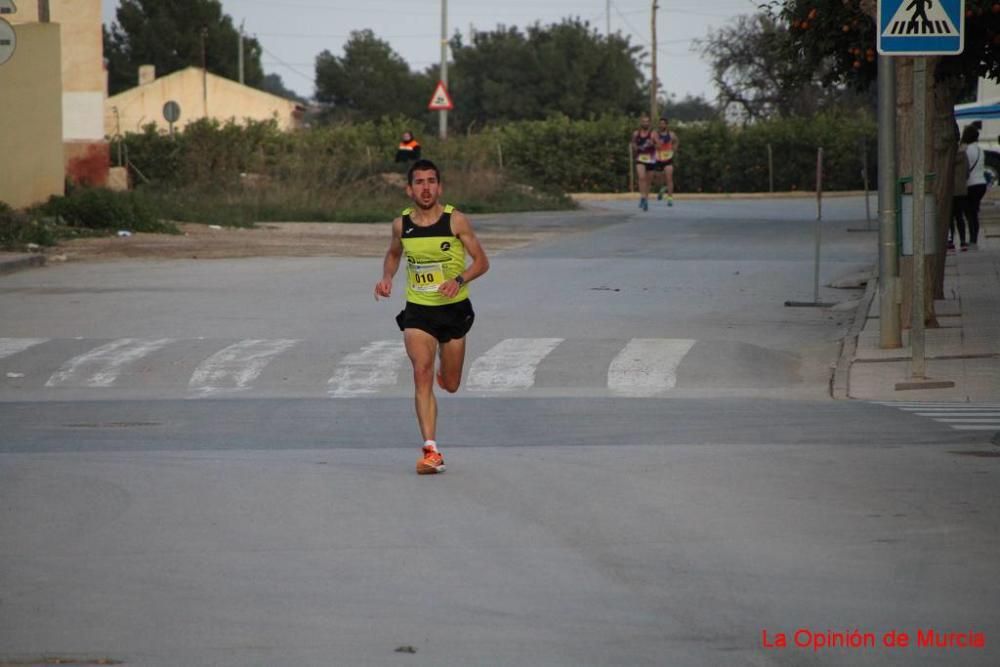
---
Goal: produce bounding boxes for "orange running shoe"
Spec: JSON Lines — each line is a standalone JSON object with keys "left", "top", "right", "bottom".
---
{"left": 416, "top": 446, "right": 446, "bottom": 475}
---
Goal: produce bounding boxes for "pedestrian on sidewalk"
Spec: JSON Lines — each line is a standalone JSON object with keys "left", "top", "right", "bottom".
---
{"left": 962, "top": 125, "right": 988, "bottom": 249}
{"left": 950, "top": 135, "right": 971, "bottom": 251}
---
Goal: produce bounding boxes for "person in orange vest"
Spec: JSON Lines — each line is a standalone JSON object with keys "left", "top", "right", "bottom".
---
{"left": 395, "top": 131, "right": 422, "bottom": 163}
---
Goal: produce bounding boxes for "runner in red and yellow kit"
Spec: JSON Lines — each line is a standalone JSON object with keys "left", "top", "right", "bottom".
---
{"left": 653, "top": 117, "right": 679, "bottom": 207}
{"left": 375, "top": 159, "right": 490, "bottom": 474}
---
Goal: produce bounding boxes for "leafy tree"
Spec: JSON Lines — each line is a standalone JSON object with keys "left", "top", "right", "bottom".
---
{"left": 448, "top": 19, "right": 646, "bottom": 130}
{"left": 315, "top": 30, "right": 431, "bottom": 122}
{"left": 104, "top": 0, "right": 264, "bottom": 95}
{"left": 659, "top": 93, "right": 719, "bottom": 122}
{"left": 697, "top": 13, "right": 875, "bottom": 122}
{"left": 260, "top": 73, "right": 305, "bottom": 103}
{"left": 770, "top": 0, "right": 1000, "bottom": 319}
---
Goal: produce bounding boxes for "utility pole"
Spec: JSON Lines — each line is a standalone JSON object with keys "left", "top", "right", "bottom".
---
{"left": 606, "top": 0, "right": 611, "bottom": 35}
{"left": 650, "top": 0, "right": 658, "bottom": 120}
{"left": 201, "top": 26, "right": 208, "bottom": 117}
{"left": 439, "top": 0, "right": 448, "bottom": 140}
{"left": 238, "top": 20, "right": 245, "bottom": 85}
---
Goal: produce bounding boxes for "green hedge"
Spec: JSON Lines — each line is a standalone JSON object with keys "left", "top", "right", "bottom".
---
{"left": 111, "top": 112, "right": 877, "bottom": 198}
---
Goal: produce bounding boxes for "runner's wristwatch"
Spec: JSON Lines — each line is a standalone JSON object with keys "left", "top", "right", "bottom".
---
{"left": 454, "top": 275, "right": 466, "bottom": 286}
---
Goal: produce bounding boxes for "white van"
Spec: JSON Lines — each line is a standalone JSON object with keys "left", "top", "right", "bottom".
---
{"left": 955, "top": 76, "right": 1000, "bottom": 187}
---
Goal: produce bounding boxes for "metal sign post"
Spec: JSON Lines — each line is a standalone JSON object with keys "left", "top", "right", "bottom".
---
{"left": 785, "top": 147, "right": 836, "bottom": 308}
{"left": 877, "top": 0, "right": 961, "bottom": 390}
{"left": 163, "top": 100, "right": 181, "bottom": 136}
{"left": 911, "top": 57, "right": 927, "bottom": 379}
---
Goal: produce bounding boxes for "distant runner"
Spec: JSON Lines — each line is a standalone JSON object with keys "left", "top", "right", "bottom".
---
{"left": 653, "top": 117, "right": 679, "bottom": 207}
{"left": 374, "top": 159, "right": 490, "bottom": 474}
{"left": 632, "top": 114, "right": 658, "bottom": 211}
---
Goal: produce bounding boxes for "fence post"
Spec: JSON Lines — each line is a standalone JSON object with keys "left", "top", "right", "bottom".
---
{"left": 628, "top": 143, "right": 635, "bottom": 193}
{"left": 767, "top": 143, "right": 774, "bottom": 193}
{"left": 497, "top": 142, "right": 504, "bottom": 170}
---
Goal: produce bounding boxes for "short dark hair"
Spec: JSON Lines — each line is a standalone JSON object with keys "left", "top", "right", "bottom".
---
{"left": 961, "top": 125, "right": 979, "bottom": 144}
{"left": 659, "top": 116, "right": 668, "bottom": 123}
{"left": 407, "top": 159, "right": 440, "bottom": 185}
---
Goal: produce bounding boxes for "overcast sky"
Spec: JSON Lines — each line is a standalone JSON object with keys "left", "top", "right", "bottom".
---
{"left": 101, "top": 0, "right": 759, "bottom": 103}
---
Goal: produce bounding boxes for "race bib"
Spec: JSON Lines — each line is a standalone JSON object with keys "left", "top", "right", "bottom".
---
{"left": 657, "top": 149, "right": 674, "bottom": 161}
{"left": 408, "top": 262, "right": 445, "bottom": 292}
{"left": 637, "top": 154, "right": 656, "bottom": 164}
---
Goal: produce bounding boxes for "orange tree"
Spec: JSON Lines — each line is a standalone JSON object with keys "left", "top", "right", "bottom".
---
{"left": 770, "top": 0, "right": 1000, "bottom": 319}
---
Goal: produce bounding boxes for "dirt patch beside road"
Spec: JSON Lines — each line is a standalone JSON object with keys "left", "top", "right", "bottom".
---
{"left": 50, "top": 221, "right": 565, "bottom": 262}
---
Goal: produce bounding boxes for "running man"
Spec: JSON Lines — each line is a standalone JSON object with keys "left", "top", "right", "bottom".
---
{"left": 653, "top": 116, "right": 679, "bottom": 206}
{"left": 374, "top": 159, "right": 490, "bottom": 474}
{"left": 631, "top": 114, "right": 658, "bottom": 211}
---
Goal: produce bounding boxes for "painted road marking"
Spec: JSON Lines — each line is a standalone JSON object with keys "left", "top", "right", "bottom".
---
{"left": 467, "top": 338, "right": 564, "bottom": 392}
{"left": 46, "top": 338, "right": 174, "bottom": 387}
{"left": 873, "top": 402, "right": 1000, "bottom": 431}
{"left": 329, "top": 340, "right": 407, "bottom": 397}
{"left": 608, "top": 338, "right": 696, "bottom": 396}
{"left": 0, "top": 338, "right": 48, "bottom": 359}
{"left": 188, "top": 339, "right": 298, "bottom": 395}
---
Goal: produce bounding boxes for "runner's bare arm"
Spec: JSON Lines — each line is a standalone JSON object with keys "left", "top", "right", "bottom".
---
{"left": 375, "top": 217, "right": 403, "bottom": 300}
{"left": 438, "top": 211, "right": 489, "bottom": 298}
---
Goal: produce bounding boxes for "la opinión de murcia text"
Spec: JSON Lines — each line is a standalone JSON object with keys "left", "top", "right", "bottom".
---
{"left": 761, "top": 628, "right": 986, "bottom": 651}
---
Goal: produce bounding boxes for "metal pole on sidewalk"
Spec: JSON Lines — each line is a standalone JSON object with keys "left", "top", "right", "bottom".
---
{"left": 439, "top": 0, "right": 448, "bottom": 140}
{"left": 814, "top": 146, "right": 823, "bottom": 304}
{"left": 784, "top": 147, "right": 834, "bottom": 308}
{"left": 911, "top": 57, "right": 927, "bottom": 379}
{"left": 878, "top": 55, "right": 901, "bottom": 349}
{"left": 862, "top": 138, "right": 872, "bottom": 228}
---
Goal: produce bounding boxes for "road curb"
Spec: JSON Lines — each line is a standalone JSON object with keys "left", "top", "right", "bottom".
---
{"left": 571, "top": 190, "right": 873, "bottom": 202}
{"left": 831, "top": 273, "right": 878, "bottom": 400}
{"left": 0, "top": 254, "right": 46, "bottom": 276}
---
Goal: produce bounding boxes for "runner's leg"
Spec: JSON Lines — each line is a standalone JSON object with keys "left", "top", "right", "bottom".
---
{"left": 404, "top": 328, "right": 439, "bottom": 441}
{"left": 666, "top": 164, "right": 675, "bottom": 197}
{"left": 437, "top": 336, "right": 467, "bottom": 393}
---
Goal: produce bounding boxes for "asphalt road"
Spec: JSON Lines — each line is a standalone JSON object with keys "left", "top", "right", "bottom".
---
{"left": 1, "top": 196, "right": 998, "bottom": 667}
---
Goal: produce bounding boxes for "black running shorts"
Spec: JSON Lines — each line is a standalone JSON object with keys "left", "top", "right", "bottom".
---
{"left": 396, "top": 299, "right": 475, "bottom": 343}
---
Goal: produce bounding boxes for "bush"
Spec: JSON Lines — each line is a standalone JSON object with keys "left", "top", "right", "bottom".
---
{"left": 40, "top": 188, "right": 178, "bottom": 234}
{"left": 0, "top": 202, "right": 59, "bottom": 250}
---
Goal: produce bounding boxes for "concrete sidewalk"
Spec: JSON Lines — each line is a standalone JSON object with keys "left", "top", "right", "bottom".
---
{"left": 843, "top": 207, "right": 1000, "bottom": 402}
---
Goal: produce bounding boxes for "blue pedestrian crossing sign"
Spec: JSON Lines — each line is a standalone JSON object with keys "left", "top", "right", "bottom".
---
{"left": 878, "top": 0, "right": 964, "bottom": 55}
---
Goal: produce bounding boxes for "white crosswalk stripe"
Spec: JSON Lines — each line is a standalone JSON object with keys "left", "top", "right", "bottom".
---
{"left": 608, "top": 338, "right": 696, "bottom": 397}
{"left": 467, "top": 338, "right": 563, "bottom": 392}
{"left": 328, "top": 340, "right": 407, "bottom": 397}
{"left": 45, "top": 338, "right": 174, "bottom": 387}
{"left": 0, "top": 337, "right": 48, "bottom": 359}
{"left": 188, "top": 339, "right": 299, "bottom": 396}
{"left": 873, "top": 402, "right": 1000, "bottom": 431}
{"left": 2, "top": 336, "right": 708, "bottom": 397}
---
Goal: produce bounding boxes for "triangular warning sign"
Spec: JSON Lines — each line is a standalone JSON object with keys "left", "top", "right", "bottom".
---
{"left": 883, "top": 0, "right": 958, "bottom": 37}
{"left": 428, "top": 81, "right": 454, "bottom": 111}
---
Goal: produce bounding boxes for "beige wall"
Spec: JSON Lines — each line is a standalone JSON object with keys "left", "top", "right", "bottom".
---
{"left": 107, "top": 67, "right": 303, "bottom": 135}
{"left": 0, "top": 23, "right": 65, "bottom": 208}
{"left": 10, "top": 0, "right": 104, "bottom": 142}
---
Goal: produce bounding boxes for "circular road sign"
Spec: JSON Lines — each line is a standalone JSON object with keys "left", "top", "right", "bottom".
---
{"left": 0, "top": 18, "right": 16, "bottom": 66}
{"left": 162, "top": 100, "right": 181, "bottom": 124}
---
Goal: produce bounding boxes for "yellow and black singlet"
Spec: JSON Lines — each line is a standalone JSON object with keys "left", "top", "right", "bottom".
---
{"left": 400, "top": 205, "right": 469, "bottom": 306}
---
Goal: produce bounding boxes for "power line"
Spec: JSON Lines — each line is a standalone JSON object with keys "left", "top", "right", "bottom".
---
{"left": 259, "top": 45, "right": 314, "bottom": 86}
